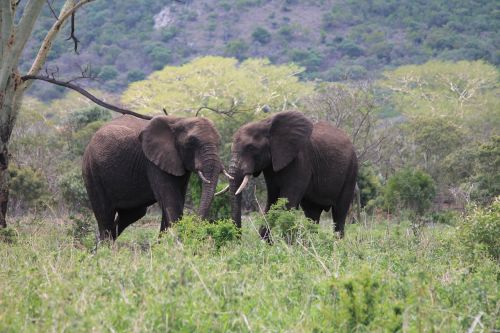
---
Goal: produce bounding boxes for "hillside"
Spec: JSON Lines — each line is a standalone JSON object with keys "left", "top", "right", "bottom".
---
{"left": 21, "top": 0, "right": 499, "bottom": 100}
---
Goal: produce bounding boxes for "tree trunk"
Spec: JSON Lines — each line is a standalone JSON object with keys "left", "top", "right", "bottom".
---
{"left": 0, "top": 73, "right": 24, "bottom": 228}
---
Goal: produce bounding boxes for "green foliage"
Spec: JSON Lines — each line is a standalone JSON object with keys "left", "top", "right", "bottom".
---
{"left": 58, "top": 168, "right": 90, "bottom": 210}
{"left": 472, "top": 136, "right": 500, "bottom": 203}
{"left": 314, "top": 267, "right": 403, "bottom": 331}
{"left": 224, "top": 39, "right": 249, "bottom": 60}
{"left": 1, "top": 216, "right": 498, "bottom": 331}
{"left": 0, "top": 227, "right": 17, "bottom": 244}
{"left": 357, "top": 163, "right": 382, "bottom": 210}
{"left": 427, "top": 210, "right": 460, "bottom": 226}
{"left": 252, "top": 27, "right": 271, "bottom": 45}
{"left": 68, "top": 212, "right": 96, "bottom": 250}
{"left": 8, "top": 165, "right": 50, "bottom": 210}
{"left": 67, "top": 107, "right": 111, "bottom": 131}
{"left": 384, "top": 168, "right": 436, "bottom": 215}
{"left": 255, "top": 198, "right": 319, "bottom": 244}
{"left": 99, "top": 65, "right": 119, "bottom": 81}
{"left": 457, "top": 198, "right": 500, "bottom": 261}
{"left": 173, "top": 214, "right": 240, "bottom": 250}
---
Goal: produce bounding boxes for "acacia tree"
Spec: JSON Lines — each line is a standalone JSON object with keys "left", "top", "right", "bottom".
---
{"left": 0, "top": 0, "right": 151, "bottom": 227}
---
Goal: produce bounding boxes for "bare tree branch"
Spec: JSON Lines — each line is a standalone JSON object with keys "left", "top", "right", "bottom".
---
{"left": 26, "top": 0, "right": 95, "bottom": 80}
{"left": 46, "top": 0, "right": 59, "bottom": 19}
{"left": 65, "top": 12, "right": 79, "bottom": 53}
{"left": 21, "top": 75, "right": 152, "bottom": 120}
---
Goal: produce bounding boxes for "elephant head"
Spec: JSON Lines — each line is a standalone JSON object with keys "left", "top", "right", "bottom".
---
{"left": 228, "top": 111, "right": 313, "bottom": 227}
{"left": 140, "top": 115, "right": 230, "bottom": 219}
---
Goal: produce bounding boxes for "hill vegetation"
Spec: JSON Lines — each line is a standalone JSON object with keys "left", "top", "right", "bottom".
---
{"left": 21, "top": 0, "right": 499, "bottom": 100}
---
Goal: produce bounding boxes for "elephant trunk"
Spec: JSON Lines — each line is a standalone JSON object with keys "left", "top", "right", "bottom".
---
{"left": 197, "top": 153, "right": 222, "bottom": 220}
{"left": 229, "top": 156, "right": 243, "bottom": 228}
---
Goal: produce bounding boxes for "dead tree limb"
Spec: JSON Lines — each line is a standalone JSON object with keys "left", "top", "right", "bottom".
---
{"left": 21, "top": 75, "right": 152, "bottom": 120}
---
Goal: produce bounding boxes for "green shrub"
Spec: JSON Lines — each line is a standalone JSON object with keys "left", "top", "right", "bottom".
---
{"left": 255, "top": 198, "right": 319, "bottom": 244}
{"left": 313, "top": 267, "right": 403, "bottom": 331}
{"left": 59, "top": 168, "right": 90, "bottom": 209}
{"left": 457, "top": 197, "right": 500, "bottom": 261}
{"left": 383, "top": 168, "right": 436, "bottom": 215}
{"left": 67, "top": 107, "right": 111, "bottom": 131}
{"left": 68, "top": 211, "right": 96, "bottom": 250}
{"left": 427, "top": 210, "right": 460, "bottom": 226}
{"left": 224, "top": 39, "right": 249, "bottom": 60}
{"left": 174, "top": 215, "right": 240, "bottom": 251}
{"left": 357, "top": 163, "right": 382, "bottom": 210}
{"left": 0, "top": 227, "right": 17, "bottom": 244}
{"left": 99, "top": 65, "right": 118, "bottom": 80}
{"left": 252, "top": 27, "right": 271, "bottom": 44}
{"left": 472, "top": 136, "right": 499, "bottom": 204}
{"left": 9, "top": 165, "right": 51, "bottom": 210}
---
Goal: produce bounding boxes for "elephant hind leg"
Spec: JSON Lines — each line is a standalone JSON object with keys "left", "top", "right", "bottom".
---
{"left": 300, "top": 199, "right": 323, "bottom": 224}
{"left": 116, "top": 207, "right": 147, "bottom": 237}
{"left": 84, "top": 178, "right": 116, "bottom": 240}
{"left": 332, "top": 185, "right": 356, "bottom": 238}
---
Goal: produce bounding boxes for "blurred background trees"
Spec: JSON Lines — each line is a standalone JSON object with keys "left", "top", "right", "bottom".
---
{"left": 10, "top": 56, "right": 499, "bottom": 221}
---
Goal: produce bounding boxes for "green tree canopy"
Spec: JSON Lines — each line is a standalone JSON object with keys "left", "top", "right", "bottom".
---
{"left": 379, "top": 60, "right": 499, "bottom": 136}
{"left": 121, "top": 56, "right": 313, "bottom": 118}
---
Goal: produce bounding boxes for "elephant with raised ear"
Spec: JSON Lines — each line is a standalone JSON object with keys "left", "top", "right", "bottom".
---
{"left": 83, "top": 115, "right": 232, "bottom": 240}
{"left": 228, "top": 111, "right": 358, "bottom": 238}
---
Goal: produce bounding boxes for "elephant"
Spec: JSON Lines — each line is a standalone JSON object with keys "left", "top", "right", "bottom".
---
{"left": 228, "top": 111, "right": 358, "bottom": 238}
{"left": 83, "top": 115, "right": 231, "bottom": 240}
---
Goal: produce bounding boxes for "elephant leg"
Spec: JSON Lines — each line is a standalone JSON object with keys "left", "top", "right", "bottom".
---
{"left": 300, "top": 199, "right": 323, "bottom": 223}
{"left": 85, "top": 179, "right": 116, "bottom": 241}
{"left": 116, "top": 207, "right": 147, "bottom": 237}
{"left": 332, "top": 184, "right": 356, "bottom": 239}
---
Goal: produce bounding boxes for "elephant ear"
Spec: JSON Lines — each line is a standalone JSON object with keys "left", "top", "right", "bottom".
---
{"left": 269, "top": 111, "right": 313, "bottom": 172}
{"left": 139, "top": 116, "right": 185, "bottom": 176}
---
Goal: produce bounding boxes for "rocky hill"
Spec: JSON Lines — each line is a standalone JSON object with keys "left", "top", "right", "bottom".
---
{"left": 21, "top": 0, "right": 499, "bottom": 100}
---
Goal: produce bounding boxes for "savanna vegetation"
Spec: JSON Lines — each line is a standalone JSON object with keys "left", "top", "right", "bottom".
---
{"left": 1, "top": 0, "right": 499, "bottom": 331}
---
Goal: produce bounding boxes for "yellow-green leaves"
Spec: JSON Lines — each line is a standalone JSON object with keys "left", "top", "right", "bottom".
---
{"left": 121, "top": 56, "right": 313, "bottom": 118}
{"left": 379, "top": 60, "right": 499, "bottom": 120}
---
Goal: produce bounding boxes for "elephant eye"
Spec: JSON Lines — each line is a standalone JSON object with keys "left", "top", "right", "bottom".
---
{"left": 186, "top": 136, "right": 199, "bottom": 146}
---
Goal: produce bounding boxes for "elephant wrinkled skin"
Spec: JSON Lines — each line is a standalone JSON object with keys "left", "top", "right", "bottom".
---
{"left": 229, "top": 111, "right": 358, "bottom": 238}
{"left": 83, "top": 115, "right": 224, "bottom": 240}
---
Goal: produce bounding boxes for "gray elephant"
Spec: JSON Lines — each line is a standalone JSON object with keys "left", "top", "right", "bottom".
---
{"left": 83, "top": 115, "right": 231, "bottom": 240}
{"left": 229, "top": 111, "right": 358, "bottom": 237}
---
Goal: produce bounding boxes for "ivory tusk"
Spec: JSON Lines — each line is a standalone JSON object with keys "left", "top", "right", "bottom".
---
{"left": 235, "top": 174, "right": 250, "bottom": 195}
{"left": 198, "top": 170, "right": 211, "bottom": 184}
{"left": 223, "top": 169, "right": 234, "bottom": 180}
{"left": 215, "top": 185, "right": 230, "bottom": 196}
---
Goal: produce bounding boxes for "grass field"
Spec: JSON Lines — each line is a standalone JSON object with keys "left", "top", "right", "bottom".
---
{"left": 0, "top": 211, "right": 498, "bottom": 332}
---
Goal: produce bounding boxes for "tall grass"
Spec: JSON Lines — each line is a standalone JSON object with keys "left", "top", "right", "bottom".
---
{"left": 0, "top": 211, "right": 498, "bottom": 332}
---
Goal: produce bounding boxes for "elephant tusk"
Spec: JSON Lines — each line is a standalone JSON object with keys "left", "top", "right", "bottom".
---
{"left": 198, "top": 170, "right": 211, "bottom": 184}
{"left": 215, "top": 185, "right": 230, "bottom": 196}
{"left": 222, "top": 169, "right": 234, "bottom": 180}
{"left": 235, "top": 174, "right": 250, "bottom": 195}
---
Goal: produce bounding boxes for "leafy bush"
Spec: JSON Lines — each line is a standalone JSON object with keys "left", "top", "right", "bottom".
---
{"left": 174, "top": 215, "right": 240, "bottom": 250}
{"left": 427, "top": 210, "right": 460, "bottom": 226}
{"left": 252, "top": 27, "right": 271, "bottom": 44}
{"left": 383, "top": 168, "right": 436, "bottom": 215}
{"left": 67, "top": 107, "right": 111, "bottom": 131}
{"left": 59, "top": 168, "right": 90, "bottom": 210}
{"left": 68, "top": 211, "right": 96, "bottom": 250}
{"left": 314, "top": 267, "right": 403, "bottom": 331}
{"left": 255, "top": 198, "right": 319, "bottom": 244}
{"left": 457, "top": 197, "right": 500, "bottom": 261}
{"left": 99, "top": 65, "right": 118, "bottom": 80}
{"left": 472, "top": 136, "right": 500, "bottom": 204}
{"left": 357, "top": 163, "right": 382, "bottom": 210}
{"left": 224, "top": 39, "right": 249, "bottom": 60}
{"left": 8, "top": 165, "right": 50, "bottom": 210}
